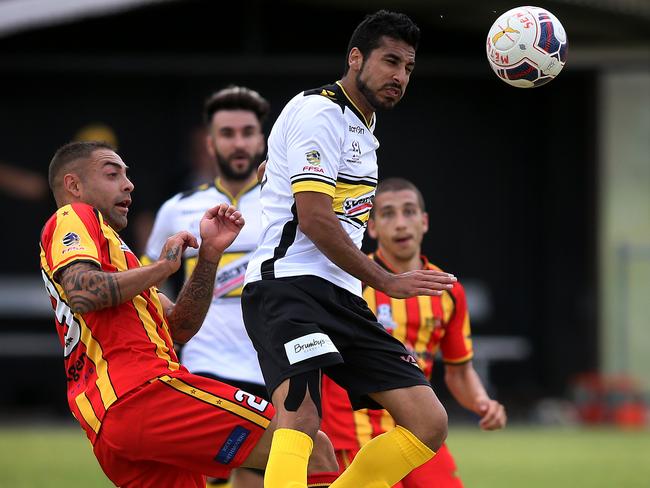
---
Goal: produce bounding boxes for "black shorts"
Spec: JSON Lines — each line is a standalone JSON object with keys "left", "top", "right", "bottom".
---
{"left": 241, "top": 275, "right": 431, "bottom": 410}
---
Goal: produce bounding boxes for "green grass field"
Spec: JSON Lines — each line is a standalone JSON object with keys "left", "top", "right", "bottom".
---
{"left": 0, "top": 424, "right": 648, "bottom": 487}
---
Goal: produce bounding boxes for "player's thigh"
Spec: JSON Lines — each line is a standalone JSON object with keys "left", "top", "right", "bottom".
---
{"left": 100, "top": 370, "right": 274, "bottom": 479}
{"left": 369, "top": 385, "right": 447, "bottom": 446}
{"left": 242, "top": 277, "right": 346, "bottom": 396}
{"left": 325, "top": 318, "right": 432, "bottom": 412}
{"left": 154, "top": 371, "right": 274, "bottom": 474}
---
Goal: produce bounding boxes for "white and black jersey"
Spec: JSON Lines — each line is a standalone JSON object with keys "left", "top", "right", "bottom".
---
{"left": 145, "top": 178, "right": 265, "bottom": 385}
{"left": 245, "top": 81, "right": 379, "bottom": 296}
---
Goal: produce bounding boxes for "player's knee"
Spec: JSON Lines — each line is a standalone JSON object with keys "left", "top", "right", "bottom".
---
{"left": 401, "top": 399, "right": 448, "bottom": 452}
{"left": 308, "top": 430, "right": 339, "bottom": 473}
{"left": 421, "top": 401, "right": 448, "bottom": 451}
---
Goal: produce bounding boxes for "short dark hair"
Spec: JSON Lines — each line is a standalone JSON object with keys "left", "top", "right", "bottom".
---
{"left": 374, "top": 177, "right": 426, "bottom": 212}
{"left": 203, "top": 85, "right": 271, "bottom": 126}
{"left": 48, "top": 140, "right": 114, "bottom": 192}
{"left": 343, "top": 10, "right": 420, "bottom": 75}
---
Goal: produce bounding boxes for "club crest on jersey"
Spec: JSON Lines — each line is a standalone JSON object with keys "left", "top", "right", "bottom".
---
{"left": 376, "top": 303, "right": 398, "bottom": 333}
{"left": 343, "top": 191, "right": 374, "bottom": 218}
{"left": 62, "top": 232, "right": 80, "bottom": 247}
{"left": 305, "top": 150, "right": 321, "bottom": 165}
{"left": 303, "top": 150, "right": 324, "bottom": 173}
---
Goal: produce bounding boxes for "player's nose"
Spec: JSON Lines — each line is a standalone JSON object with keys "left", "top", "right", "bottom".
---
{"left": 123, "top": 176, "right": 135, "bottom": 193}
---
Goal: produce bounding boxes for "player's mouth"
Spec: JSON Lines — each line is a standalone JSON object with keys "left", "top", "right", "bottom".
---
{"left": 115, "top": 198, "right": 131, "bottom": 214}
{"left": 394, "top": 235, "right": 412, "bottom": 245}
{"left": 384, "top": 85, "right": 402, "bottom": 98}
{"left": 230, "top": 154, "right": 251, "bottom": 169}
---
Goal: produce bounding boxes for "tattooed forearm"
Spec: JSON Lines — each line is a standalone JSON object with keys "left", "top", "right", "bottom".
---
{"left": 60, "top": 263, "right": 123, "bottom": 314}
{"left": 167, "top": 259, "right": 218, "bottom": 343}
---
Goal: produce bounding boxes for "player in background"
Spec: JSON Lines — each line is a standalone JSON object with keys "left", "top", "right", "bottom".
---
{"left": 40, "top": 141, "right": 338, "bottom": 488}
{"left": 321, "top": 177, "right": 507, "bottom": 487}
{"left": 144, "top": 85, "right": 270, "bottom": 487}
{"left": 242, "top": 10, "right": 457, "bottom": 488}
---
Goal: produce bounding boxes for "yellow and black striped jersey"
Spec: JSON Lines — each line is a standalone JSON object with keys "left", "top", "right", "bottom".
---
{"left": 245, "top": 81, "right": 379, "bottom": 296}
{"left": 144, "top": 178, "right": 264, "bottom": 385}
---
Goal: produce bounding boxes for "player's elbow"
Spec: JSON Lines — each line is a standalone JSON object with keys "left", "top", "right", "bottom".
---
{"left": 67, "top": 292, "right": 101, "bottom": 315}
{"left": 297, "top": 217, "right": 316, "bottom": 237}
{"left": 169, "top": 323, "right": 197, "bottom": 345}
{"left": 297, "top": 209, "right": 329, "bottom": 239}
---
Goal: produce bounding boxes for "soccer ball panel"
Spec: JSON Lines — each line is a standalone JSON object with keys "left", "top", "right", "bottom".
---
{"left": 486, "top": 6, "right": 568, "bottom": 88}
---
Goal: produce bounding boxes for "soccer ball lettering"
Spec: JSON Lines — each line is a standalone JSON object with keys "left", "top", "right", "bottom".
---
{"left": 486, "top": 6, "right": 568, "bottom": 88}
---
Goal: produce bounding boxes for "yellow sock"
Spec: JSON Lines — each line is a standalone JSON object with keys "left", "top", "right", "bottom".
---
{"left": 329, "top": 425, "right": 435, "bottom": 488}
{"left": 264, "top": 428, "right": 313, "bottom": 488}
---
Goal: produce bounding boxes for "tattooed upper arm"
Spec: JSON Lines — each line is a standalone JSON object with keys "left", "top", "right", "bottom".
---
{"left": 59, "top": 261, "right": 122, "bottom": 314}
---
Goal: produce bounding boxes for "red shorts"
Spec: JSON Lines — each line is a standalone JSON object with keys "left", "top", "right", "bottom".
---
{"left": 336, "top": 443, "right": 463, "bottom": 488}
{"left": 93, "top": 370, "right": 274, "bottom": 487}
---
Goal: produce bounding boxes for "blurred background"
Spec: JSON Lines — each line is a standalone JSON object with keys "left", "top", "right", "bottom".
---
{"left": 0, "top": 0, "right": 648, "bottom": 483}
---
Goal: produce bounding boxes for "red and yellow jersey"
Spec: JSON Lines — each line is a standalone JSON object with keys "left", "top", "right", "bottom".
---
{"left": 321, "top": 251, "right": 473, "bottom": 450}
{"left": 39, "top": 203, "right": 183, "bottom": 443}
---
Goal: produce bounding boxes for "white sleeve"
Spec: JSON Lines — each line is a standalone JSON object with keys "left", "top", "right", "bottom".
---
{"left": 286, "top": 99, "right": 343, "bottom": 197}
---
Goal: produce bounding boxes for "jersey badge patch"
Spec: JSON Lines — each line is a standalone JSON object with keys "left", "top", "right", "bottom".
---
{"left": 305, "top": 150, "right": 321, "bottom": 165}
{"left": 62, "top": 232, "right": 80, "bottom": 247}
{"left": 214, "top": 425, "right": 250, "bottom": 464}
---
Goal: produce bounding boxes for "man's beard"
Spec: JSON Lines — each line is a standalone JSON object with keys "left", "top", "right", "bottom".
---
{"left": 356, "top": 69, "right": 401, "bottom": 111}
{"left": 215, "top": 150, "right": 264, "bottom": 181}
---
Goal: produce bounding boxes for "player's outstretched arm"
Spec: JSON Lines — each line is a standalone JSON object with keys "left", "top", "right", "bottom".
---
{"left": 295, "top": 191, "right": 455, "bottom": 298}
{"left": 163, "top": 203, "right": 244, "bottom": 343}
{"left": 58, "top": 231, "right": 197, "bottom": 314}
{"left": 444, "top": 362, "right": 507, "bottom": 431}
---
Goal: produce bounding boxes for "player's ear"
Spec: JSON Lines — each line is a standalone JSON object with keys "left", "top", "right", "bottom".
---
{"left": 205, "top": 133, "right": 215, "bottom": 157}
{"left": 367, "top": 217, "right": 378, "bottom": 239}
{"left": 422, "top": 211, "right": 429, "bottom": 234}
{"left": 349, "top": 48, "right": 363, "bottom": 72}
{"left": 63, "top": 173, "right": 82, "bottom": 198}
{"left": 256, "top": 131, "right": 266, "bottom": 154}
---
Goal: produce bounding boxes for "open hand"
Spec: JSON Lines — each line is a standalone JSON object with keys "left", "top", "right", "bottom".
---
{"left": 384, "top": 269, "right": 456, "bottom": 298}
{"left": 198, "top": 203, "right": 245, "bottom": 263}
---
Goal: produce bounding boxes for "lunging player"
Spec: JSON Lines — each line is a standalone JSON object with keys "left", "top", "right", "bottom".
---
{"left": 39, "top": 141, "right": 337, "bottom": 488}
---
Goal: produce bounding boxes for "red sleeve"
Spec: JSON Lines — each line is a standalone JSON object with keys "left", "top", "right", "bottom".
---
{"left": 440, "top": 281, "right": 474, "bottom": 364}
{"left": 46, "top": 203, "right": 103, "bottom": 278}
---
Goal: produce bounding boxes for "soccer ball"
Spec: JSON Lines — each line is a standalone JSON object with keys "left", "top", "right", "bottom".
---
{"left": 486, "top": 6, "right": 568, "bottom": 88}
